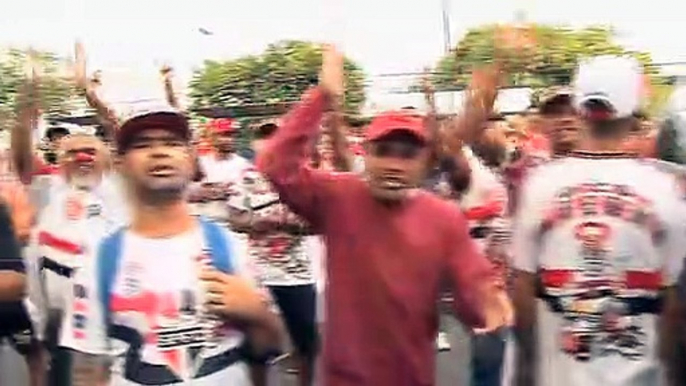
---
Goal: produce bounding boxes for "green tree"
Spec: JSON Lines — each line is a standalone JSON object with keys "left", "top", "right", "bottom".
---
{"left": 0, "top": 48, "right": 78, "bottom": 131}
{"left": 189, "top": 40, "right": 366, "bottom": 114}
{"left": 433, "top": 24, "right": 659, "bottom": 90}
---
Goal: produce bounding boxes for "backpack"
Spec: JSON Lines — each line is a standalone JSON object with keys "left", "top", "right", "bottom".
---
{"left": 96, "top": 217, "right": 234, "bottom": 335}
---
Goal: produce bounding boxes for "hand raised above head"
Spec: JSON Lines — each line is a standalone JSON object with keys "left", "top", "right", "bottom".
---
{"left": 319, "top": 44, "right": 345, "bottom": 99}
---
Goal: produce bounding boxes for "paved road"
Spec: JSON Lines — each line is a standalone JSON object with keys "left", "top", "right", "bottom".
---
{"left": 1, "top": 316, "right": 471, "bottom": 386}
{"left": 271, "top": 314, "right": 470, "bottom": 386}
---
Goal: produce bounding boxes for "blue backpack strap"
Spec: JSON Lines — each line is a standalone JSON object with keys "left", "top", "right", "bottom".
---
{"left": 199, "top": 217, "right": 234, "bottom": 274}
{"left": 97, "top": 228, "right": 126, "bottom": 336}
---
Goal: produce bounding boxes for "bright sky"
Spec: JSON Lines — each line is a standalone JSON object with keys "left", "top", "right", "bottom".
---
{"left": 1, "top": 0, "right": 685, "bottom": 100}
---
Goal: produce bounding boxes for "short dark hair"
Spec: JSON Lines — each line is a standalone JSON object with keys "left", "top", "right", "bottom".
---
{"left": 46, "top": 127, "right": 70, "bottom": 141}
{"left": 587, "top": 117, "right": 635, "bottom": 139}
{"left": 253, "top": 123, "right": 278, "bottom": 140}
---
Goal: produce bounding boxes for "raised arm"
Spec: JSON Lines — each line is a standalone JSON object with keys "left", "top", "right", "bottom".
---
{"left": 75, "top": 41, "right": 119, "bottom": 138}
{"left": 256, "top": 45, "right": 343, "bottom": 228}
{"left": 12, "top": 52, "right": 40, "bottom": 185}
{"left": 161, "top": 65, "right": 181, "bottom": 110}
{"left": 324, "top": 110, "right": 355, "bottom": 172}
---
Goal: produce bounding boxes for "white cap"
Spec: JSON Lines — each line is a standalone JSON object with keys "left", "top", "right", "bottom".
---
{"left": 573, "top": 55, "right": 644, "bottom": 118}
{"left": 117, "top": 100, "right": 181, "bottom": 125}
{"left": 116, "top": 101, "right": 189, "bottom": 153}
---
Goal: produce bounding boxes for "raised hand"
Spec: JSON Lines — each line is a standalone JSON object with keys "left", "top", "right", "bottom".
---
{"left": 319, "top": 44, "right": 345, "bottom": 99}
{"left": 74, "top": 40, "right": 88, "bottom": 90}
{"left": 494, "top": 24, "right": 536, "bottom": 67}
{"left": 160, "top": 64, "right": 173, "bottom": 80}
{"left": 19, "top": 48, "right": 41, "bottom": 113}
{"left": 421, "top": 67, "right": 435, "bottom": 96}
{"left": 469, "top": 64, "right": 502, "bottom": 108}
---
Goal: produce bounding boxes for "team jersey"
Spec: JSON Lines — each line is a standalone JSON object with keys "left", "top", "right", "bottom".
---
{"left": 459, "top": 147, "right": 510, "bottom": 289}
{"left": 26, "top": 176, "right": 128, "bottom": 340}
{"left": 229, "top": 168, "right": 314, "bottom": 286}
{"left": 61, "top": 225, "right": 257, "bottom": 385}
{"left": 505, "top": 153, "right": 686, "bottom": 386}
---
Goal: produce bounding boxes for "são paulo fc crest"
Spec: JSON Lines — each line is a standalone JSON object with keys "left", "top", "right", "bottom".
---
{"left": 574, "top": 221, "right": 611, "bottom": 249}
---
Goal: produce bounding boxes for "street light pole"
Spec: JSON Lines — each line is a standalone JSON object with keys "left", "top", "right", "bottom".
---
{"left": 441, "top": 0, "right": 453, "bottom": 54}
{"left": 441, "top": 0, "right": 456, "bottom": 113}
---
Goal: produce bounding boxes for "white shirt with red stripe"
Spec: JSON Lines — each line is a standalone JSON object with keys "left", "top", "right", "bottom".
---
{"left": 460, "top": 147, "right": 510, "bottom": 288}
{"left": 505, "top": 155, "right": 686, "bottom": 386}
{"left": 26, "top": 176, "right": 127, "bottom": 343}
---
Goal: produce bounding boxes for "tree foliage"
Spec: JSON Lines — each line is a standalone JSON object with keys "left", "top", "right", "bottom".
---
{"left": 0, "top": 48, "right": 78, "bottom": 130}
{"left": 433, "top": 25, "right": 659, "bottom": 90}
{"left": 189, "top": 40, "right": 366, "bottom": 114}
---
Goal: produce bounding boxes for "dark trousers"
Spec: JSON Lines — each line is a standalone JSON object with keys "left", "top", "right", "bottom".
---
{"left": 45, "top": 311, "right": 71, "bottom": 386}
{"left": 470, "top": 327, "right": 507, "bottom": 386}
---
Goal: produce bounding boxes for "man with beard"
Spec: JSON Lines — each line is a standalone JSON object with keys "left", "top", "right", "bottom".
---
{"left": 67, "top": 105, "right": 281, "bottom": 386}
{"left": 258, "top": 45, "right": 504, "bottom": 386}
{"left": 508, "top": 56, "right": 685, "bottom": 386}
{"left": 26, "top": 132, "right": 125, "bottom": 386}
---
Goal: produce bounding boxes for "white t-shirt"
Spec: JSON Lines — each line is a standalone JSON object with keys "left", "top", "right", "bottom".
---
{"left": 504, "top": 155, "right": 686, "bottom": 386}
{"left": 198, "top": 154, "right": 251, "bottom": 185}
{"left": 26, "top": 176, "right": 129, "bottom": 340}
{"left": 193, "top": 154, "right": 252, "bottom": 223}
{"left": 61, "top": 225, "right": 256, "bottom": 386}
{"left": 460, "top": 147, "right": 511, "bottom": 290}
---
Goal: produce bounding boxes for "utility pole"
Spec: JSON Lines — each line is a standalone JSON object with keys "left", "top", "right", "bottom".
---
{"left": 441, "top": 0, "right": 453, "bottom": 54}
{"left": 441, "top": 0, "right": 455, "bottom": 113}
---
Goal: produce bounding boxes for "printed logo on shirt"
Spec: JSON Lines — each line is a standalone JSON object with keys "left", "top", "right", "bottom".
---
{"left": 72, "top": 283, "right": 89, "bottom": 340}
{"left": 154, "top": 291, "right": 207, "bottom": 368}
{"left": 87, "top": 203, "right": 102, "bottom": 218}
{"left": 539, "top": 183, "right": 664, "bottom": 243}
{"left": 538, "top": 183, "right": 663, "bottom": 362}
{"left": 239, "top": 170, "right": 313, "bottom": 284}
{"left": 121, "top": 262, "right": 144, "bottom": 296}
{"left": 110, "top": 281, "right": 229, "bottom": 380}
{"left": 65, "top": 197, "right": 85, "bottom": 220}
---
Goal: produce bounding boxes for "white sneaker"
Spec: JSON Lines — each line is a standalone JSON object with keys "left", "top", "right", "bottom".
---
{"left": 436, "top": 332, "right": 451, "bottom": 352}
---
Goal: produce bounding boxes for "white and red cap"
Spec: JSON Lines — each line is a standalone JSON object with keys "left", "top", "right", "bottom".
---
{"left": 574, "top": 55, "right": 644, "bottom": 119}
{"left": 116, "top": 102, "right": 190, "bottom": 153}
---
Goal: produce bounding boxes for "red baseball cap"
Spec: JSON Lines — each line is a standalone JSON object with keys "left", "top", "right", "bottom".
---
{"left": 208, "top": 118, "right": 239, "bottom": 134}
{"left": 365, "top": 111, "right": 429, "bottom": 143}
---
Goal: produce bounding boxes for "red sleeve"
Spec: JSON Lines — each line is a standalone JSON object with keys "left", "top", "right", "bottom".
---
{"left": 444, "top": 208, "right": 498, "bottom": 328}
{"left": 256, "top": 88, "right": 332, "bottom": 230}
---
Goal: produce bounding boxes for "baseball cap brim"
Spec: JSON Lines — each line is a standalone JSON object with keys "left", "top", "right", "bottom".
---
{"left": 365, "top": 112, "right": 429, "bottom": 143}
{"left": 116, "top": 111, "right": 190, "bottom": 153}
{"left": 366, "top": 127, "right": 428, "bottom": 143}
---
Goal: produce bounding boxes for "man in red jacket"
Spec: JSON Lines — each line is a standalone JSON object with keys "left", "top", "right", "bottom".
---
{"left": 257, "top": 45, "right": 505, "bottom": 386}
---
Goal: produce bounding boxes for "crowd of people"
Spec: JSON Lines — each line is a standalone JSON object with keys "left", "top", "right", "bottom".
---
{"left": 0, "top": 32, "right": 684, "bottom": 386}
